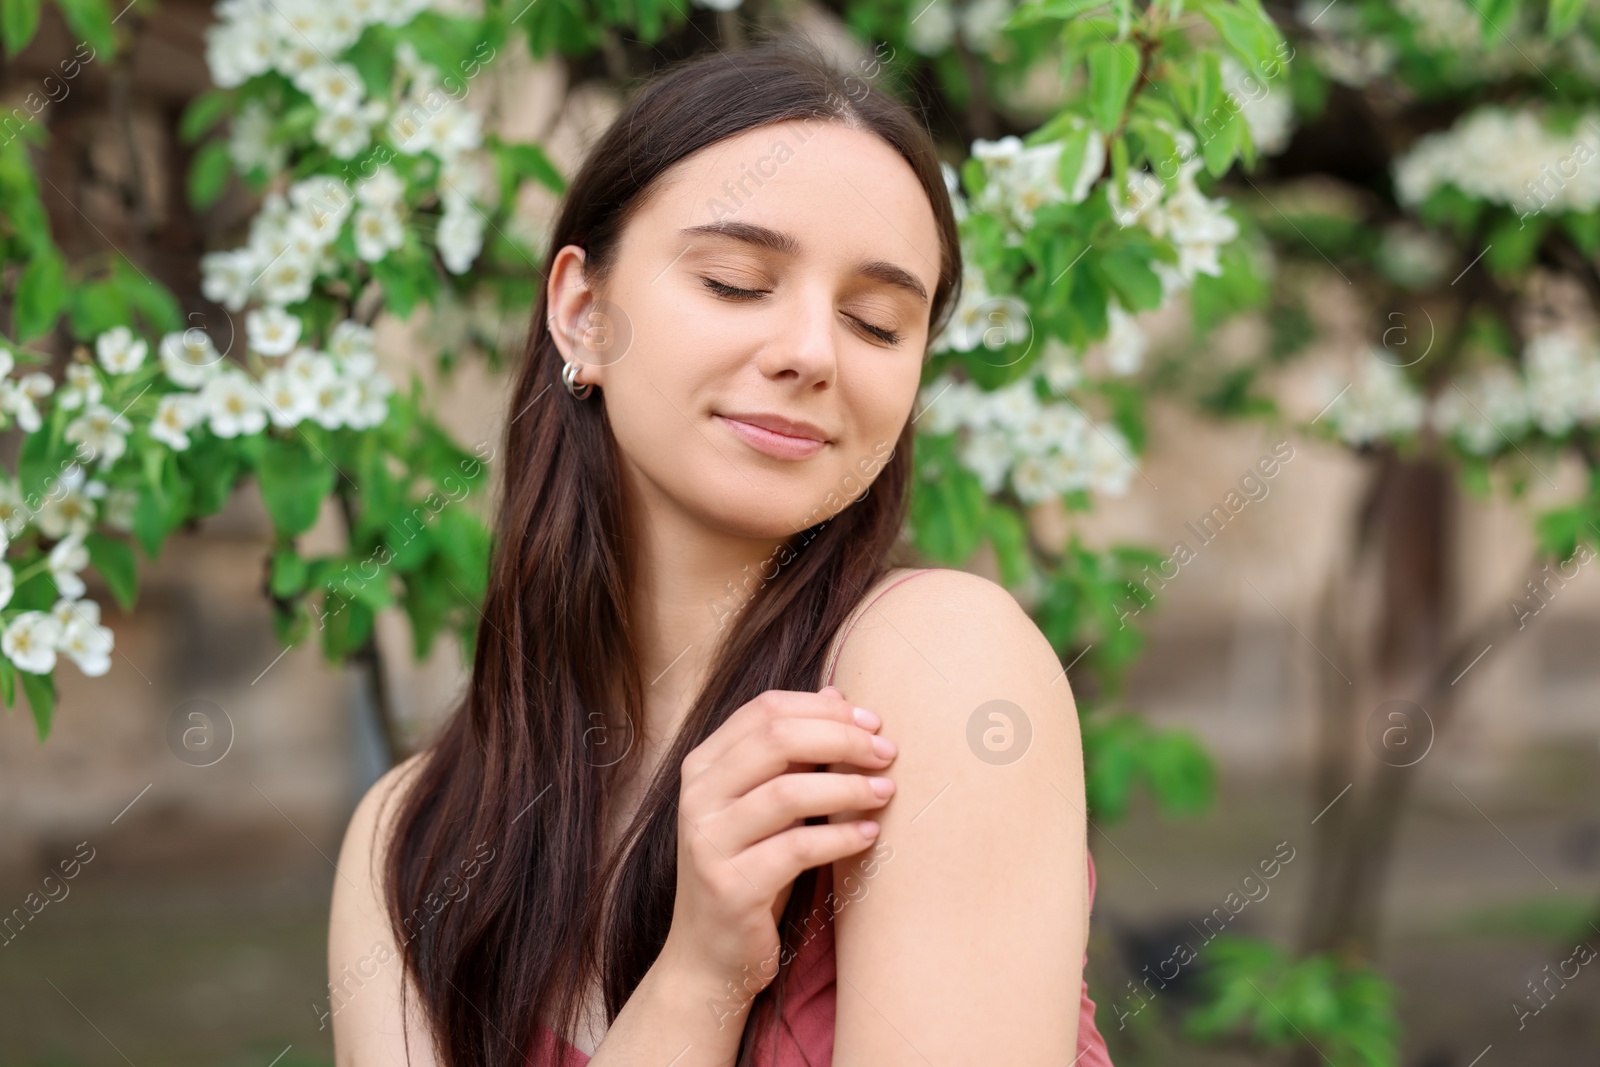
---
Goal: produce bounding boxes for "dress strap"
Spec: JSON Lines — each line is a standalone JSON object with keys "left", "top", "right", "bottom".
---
{"left": 820, "top": 568, "right": 939, "bottom": 689}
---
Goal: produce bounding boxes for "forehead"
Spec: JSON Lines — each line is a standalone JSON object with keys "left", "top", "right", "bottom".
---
{"left": 634, "top": 120, "right": 943, "bottom": 295}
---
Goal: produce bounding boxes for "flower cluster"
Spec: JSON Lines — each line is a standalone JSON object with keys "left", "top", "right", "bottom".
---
{"left": 204, "top": 0, "right": 494, "bottom": 295}
{"left": 917, "top": 363, "right": 1138, "bottom": 503}
{"left": 905, "top": 0, "right": 1017, "bottom": 57}
{"left": 1113, "top": 139, "right": 1242, "bottom": 295}
{"left": 1321, "top": 331, "right": 1600, "bottom": 452}
{"left": 0, "top": 353, "right": 117, "bottom": 677}
{"left": 1394, "top": 107, "right": 1600, "bottom": 217}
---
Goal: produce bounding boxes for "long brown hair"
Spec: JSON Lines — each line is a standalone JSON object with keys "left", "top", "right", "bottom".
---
{"left": 384, "top": 33, "right": 962, "bottom": 1067}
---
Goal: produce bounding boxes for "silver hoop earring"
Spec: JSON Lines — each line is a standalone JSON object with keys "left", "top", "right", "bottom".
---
{"left": 562, "top": 359, "right": 593, "bottom": 400}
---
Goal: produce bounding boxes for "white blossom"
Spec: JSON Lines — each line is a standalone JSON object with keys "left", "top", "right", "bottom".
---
{"left": 247, "top": 307, "right": 303, "bottom": 356}
{"left": 201, "top": 368, "right": 269, "bottom": 438}
{"left": 150, "top": 393, "right": 204, "bottom": 451}
{"left": 57, "top": 363, "right": 103, "bottom": 412}
{"left": 54, "top": 598, "right": 113, "bottom": 677}
{"left": 48, "top": 534, "right": 90, "bottom": 600}
{"left": 95, "top": 326, "right": 147, "bottom": 374}
{"left": 3, "top": 611, "right": 62, "bottom": 674}
{"left": 64, "top": 404, "right": 133, "bottom": 466}
{"left": 160, "top": 329, "right": 224, "bottom": 388}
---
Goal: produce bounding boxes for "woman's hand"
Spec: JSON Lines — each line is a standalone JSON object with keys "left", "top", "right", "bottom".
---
{"left": 659, "top": 685, "right": 897, "bottom": 1009}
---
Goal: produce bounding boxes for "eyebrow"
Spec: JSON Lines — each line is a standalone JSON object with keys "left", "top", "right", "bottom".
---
{"left": 677, "top": 221, "right": 930, "bottom": 306}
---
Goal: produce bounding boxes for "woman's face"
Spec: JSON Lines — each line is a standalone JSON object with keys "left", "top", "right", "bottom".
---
{"left": 546, "top": 119, "right": 944, "bottom": 541}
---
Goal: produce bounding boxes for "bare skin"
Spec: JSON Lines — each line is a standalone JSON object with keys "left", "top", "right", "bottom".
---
{"left": 328, "top": 118, "right": 1088, "bottom": 1066}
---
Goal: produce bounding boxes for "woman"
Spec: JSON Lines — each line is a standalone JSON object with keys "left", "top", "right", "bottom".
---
{"left": 329, "top": 34, "right": 1111, "bottom": 1067}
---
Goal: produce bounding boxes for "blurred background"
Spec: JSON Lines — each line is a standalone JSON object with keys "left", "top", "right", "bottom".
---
{"left": 2, "top": 0, "right": 1599, "bottom": 1065}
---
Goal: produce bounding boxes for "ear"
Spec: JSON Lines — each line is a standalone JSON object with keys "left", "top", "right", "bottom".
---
{"left": 545, "top": 245, "right": 607, "bottom": 390}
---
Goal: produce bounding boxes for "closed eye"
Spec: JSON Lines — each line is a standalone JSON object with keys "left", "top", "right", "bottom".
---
{"left": 700, "top": 277, "right": 904, "bottom": 346}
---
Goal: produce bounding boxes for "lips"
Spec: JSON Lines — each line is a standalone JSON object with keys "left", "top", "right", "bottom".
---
{"left": 716, "top": 412, "right": 831, "bottom": 442}
{"left": 713, "top": 412, "right": 832, "bottom": 460}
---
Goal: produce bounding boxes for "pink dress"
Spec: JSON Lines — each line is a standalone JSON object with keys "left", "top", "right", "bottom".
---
{"left": 531, "top": 568, "right": 1113, "bottom": 1066}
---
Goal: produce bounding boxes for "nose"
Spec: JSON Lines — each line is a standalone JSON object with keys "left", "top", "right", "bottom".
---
{"left": 755, "top": 284, "right": 838, "bottom": 390}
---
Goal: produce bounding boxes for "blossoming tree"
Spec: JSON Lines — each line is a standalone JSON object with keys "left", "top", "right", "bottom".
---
{"left": 12, "top": 0, "right": 1596, "bottom": 1060}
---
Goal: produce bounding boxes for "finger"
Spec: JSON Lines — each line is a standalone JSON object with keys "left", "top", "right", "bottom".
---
{"left": 715, "top": 771, "right": 894, "bottom": 854}
{"left": 697, "top": 713, "right": 896, "bottom": 803}
{"left": 734, "top": 819, "right": 883, "bottom": 890}
{"left": 682, "top": 688, "right": 875, "bottom": 785}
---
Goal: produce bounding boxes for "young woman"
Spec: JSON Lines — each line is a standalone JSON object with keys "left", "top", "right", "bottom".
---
{"left": 329, "top": 35, "right": 1112, "bottom": 1067}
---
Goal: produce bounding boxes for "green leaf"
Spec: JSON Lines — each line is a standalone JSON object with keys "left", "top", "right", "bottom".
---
{"left": 1008, "top": 0, "right": 1109, "bottom": 27}
{"left": 1087, "top": 40, "right": 1141, "bottom": 133}
{"left": 1, "top": 0, "right": 42, "bottom": 58}
{"left": 21, "top": 668, "right": 54, "bottom": 741}
{"left": 1477, "top": 0, "right": 1517, "bottom": 43}
{"left": 256, "top": 434, "right": 336, "bottom": 537}
{"left": 1097, "top": 250, "right": 1163, "bottom": 311}
{"left": 85, "top": 532, "right": 138, "bottom": 612}
{"left": 55, "top": 0, "right": 114, "bottom": 58}
{"left": 270, "top": 547, "right": 308, "bottom": 597}
{"left": 1548, "top": 0, "right": 1585, "bottom": 38}
{"left": 0, "top": 654, "right": 14, "bottom": 708}
{"left": 431, "top": 504, "right": 490, "bottom": 603}
{"left": 987, "top": 504, "right": 1031, "bottom": 587}
{"left": 13, "top": 245, "right": 67, "bottom": 343}
{"left": 1202, "top": 109, "right": 1244, "bottom": 176}
{"left": 187, "top": 140, "right": 233, "bottom": 211}
{"left": 1484, "top": 211, "right": 1548, "bottom": 277}
{"left": 179, "top": 89, "right": 234, "bottom": 144}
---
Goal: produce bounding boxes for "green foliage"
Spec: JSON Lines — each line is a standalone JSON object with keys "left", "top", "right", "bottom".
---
{"left": 1082, "top": 711, "right": 1215, "bottom": 820}
{"left": 1185, "top": 936, "right": 1401, "bottom": 1067}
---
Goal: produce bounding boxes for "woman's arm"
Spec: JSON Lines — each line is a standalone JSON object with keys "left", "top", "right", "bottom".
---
{"left": 824, "top": 568, "right": 1090, "bottom": 1063}
{"left": 329, "top": 754, "right": 442, "bottom": 1067}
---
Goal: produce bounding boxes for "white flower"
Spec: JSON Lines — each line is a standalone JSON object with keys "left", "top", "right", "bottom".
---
{"left": 0, "top": 479, "right": 30, "bottom": 539}
{"left": 960, "top": 0, "right": 1013, "bottom": 55}
{"left": 48, "top": 534, "right": 90, "bottom": 600}
{"left": 1323, "top": 351, "right": 1427, "bottom": 445}
{"left": 57, "top": 363, "right": 104, "bottom": 411}
{"left": 328, "top": 320, "right": 376, "bottom": 365}
{"left": 256, "top": 250, "right": 316, "bottom": 306}
{"left": 1429, "top": 364, "right": 1530, "bottom": 453}
{"left": 201, "top": 369, "right": 268, "bottom": 438}
{"left": 3, "top": 611, "right": 62, "bottom": 674}
{"left": 95, "top": 326, "right": 148, "bottom": 374}
{"left": 258, "top": 367, "right": 314, "bottom": 428}
{"left": 1220, "top": 56, "right": 1295, "bottom": 155}
{"left": 1394, "top": 107, "right": 1600, "bottom": 216}
{"left": 0, "top": 562, "right": 11, "bottom": 610}
{"left": 247, "top": 306, "right": 303, "bottom": 356}
{"left": 1096, "top": 305, "right": 1147, "bottom": 376}
{"left": 437, "top": 206, "right": 485, "bottom": 274}
{"left": 150, "top": 393, "right": 203, "bottom": 450}
{"left": 307, "top": 375, "right": 354, "bottom": 429}
{"left": 64, "top": 404, "right": 133, "bottom": 465}
{"left": 1378, "top": 225, "right": 1452, "bottom": 289}
{"left": 689, "top": 0, "right": 744, "bottom": 10}
{"left": 103, "top": 486, "right": 138, "bottom": 532}
{"left": 228, "top": 98, "right": 287, "bottom": 173}
{"left": 354, "top": 204, "right": 406, "bottom": 262}
{"left": 355, "top": 165, "right": 406, "bottom": 209}
{"left": 1523, "top": 330, "right": 1600, "bottom": 435}
{"left": 55, "top": 598, "right": 113, "bottom": 677}
{"left": 907, "top": 0, "right": 957, "bottom": 56}
{"left": 201, "top": 248, "right": 257, "bottom": 312}
{"left": 35, "top": 468, "right": 95, "bottom": 540}
{"left": 160, "top": 329, "right": 224, "bottom": 388}
{"left": 1088, "top": 424, "right": 1136, "bottom": 496}
{"left": 342, "top": 370, "right": 394, "bottom": 429}
{"left": 1039, "top": 336, "right": 1082, "bottom": 393}
{"left": 0, "top": 379, "right": 42, "bottom": 432}
{"left": 958, "top": 428, "right": 1013, "bottom": 493}
{"left": 314, "top": 99, "right": 388, "bottom": 159}
{"left": 294, "top": 61, "right": 368, "bottom": 115}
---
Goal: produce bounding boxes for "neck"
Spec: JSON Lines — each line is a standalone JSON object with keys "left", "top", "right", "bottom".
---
{"left": 623, "top": 484, "right": 789, "bottom": 754}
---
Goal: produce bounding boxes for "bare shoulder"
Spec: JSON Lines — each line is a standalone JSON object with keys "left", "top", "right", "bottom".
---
{"left": 832, "top": 566, "right": 1064, "bottom": 699}
{"left": 825, "top": 567, "right": 1089, "bottom": 1059}
{"left": 328, "top": 751, "right": 438, "bottom": 1066}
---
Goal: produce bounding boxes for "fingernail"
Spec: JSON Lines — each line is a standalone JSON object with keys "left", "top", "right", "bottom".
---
{"left": 871, "top": 734, "right": 897, "bottom": 759}
{"left": 853, "top": 706, "right": 881, "bottom": 729}
{"left": 869, "top": 775, "right": 895, "bottom": 798}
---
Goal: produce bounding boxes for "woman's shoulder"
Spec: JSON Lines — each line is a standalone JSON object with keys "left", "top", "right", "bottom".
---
{"left": 828, "top": 566, "right": 1057, "bottom": 693}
